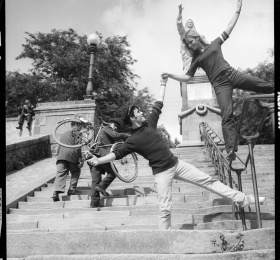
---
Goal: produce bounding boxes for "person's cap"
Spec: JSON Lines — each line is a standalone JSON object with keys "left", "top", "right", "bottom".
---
{"left": 25, "top": 99, "right": 30, "bottom": 104}
{"left": 108, "top": 119, "right": 121, "bottom": 129}
{"left": 121, "top": 105, "right": 138, "bottom": 125}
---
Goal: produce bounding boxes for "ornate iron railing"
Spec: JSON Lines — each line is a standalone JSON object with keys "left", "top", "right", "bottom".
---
{"left": 199, "top": 93, "right": 274, "bottom": 230}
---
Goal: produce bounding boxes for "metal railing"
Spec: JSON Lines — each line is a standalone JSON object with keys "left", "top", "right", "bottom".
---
{"left": 199, "top": 93, "right": 274, "bottom": 230}
{"left": 199, "top": 122, "right": 247, "bottom": 230}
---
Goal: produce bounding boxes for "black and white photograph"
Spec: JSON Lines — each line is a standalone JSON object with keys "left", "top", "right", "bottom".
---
{"left": 3, "top": 0, "right": 276, "bottom": 259}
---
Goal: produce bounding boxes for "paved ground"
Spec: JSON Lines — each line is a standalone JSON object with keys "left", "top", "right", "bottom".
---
{"left": 6, "top": 157, "right": 57, "bottom": 209}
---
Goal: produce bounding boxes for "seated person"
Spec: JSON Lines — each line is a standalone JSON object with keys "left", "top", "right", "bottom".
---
{"left": 16, "top": 99, "right": 35, "bottom": 131}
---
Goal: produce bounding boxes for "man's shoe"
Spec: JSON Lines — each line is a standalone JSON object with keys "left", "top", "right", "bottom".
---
{"left": 90, "top": 199, "right": 101, "bottom": 211}
{"left": 16, "top": 126, "right": 22, "bottom": 130}
{"left": 52, "top": 191, "right": 63, "bottom": 202}
{"left": 226, "top": 150, "right": 236, "bottom": 161}
{"left": 240, "top": 195, "right": 266, "bottom": 208}
{"left": 67, "top": 189, "right": 79, "bottom": 196}
{"left": 95, "top": 186, "right": 110, "bottom": 196}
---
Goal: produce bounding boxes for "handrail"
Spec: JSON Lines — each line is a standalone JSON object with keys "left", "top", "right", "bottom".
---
{"left": 229, "top": 93, "right": 274, "bottom": 229}
{"left": 199, "top": 122, "right": 247, "bottom": 230}
{"left": 199, "top": 93, "right": 274, "bottom": 230}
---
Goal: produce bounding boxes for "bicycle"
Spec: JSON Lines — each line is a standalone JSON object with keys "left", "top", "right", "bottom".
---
{"left": 52, "top": 116, "right": 138, "bottom": 183}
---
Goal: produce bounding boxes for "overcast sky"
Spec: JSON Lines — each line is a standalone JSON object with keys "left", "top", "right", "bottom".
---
{"left": 6, "top": 0, "right": 274, "bottom": 141}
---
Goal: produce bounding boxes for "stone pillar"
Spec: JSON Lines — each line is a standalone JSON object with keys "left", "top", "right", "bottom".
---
{"left": 178, "top": 70, "right": 222, "bottom": 147}
{"left": 33, "top": 100, "right": 101, "bottom": 155}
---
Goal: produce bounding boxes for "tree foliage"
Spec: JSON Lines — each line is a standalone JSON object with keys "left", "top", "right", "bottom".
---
{"left": 6, "top": 71, "right": 56, "bottom": 117}
{"left": 233, "top": 48, "right": 274, "bottom": 145}
{"left": 157, "top": 124, "right": 176, "bottom": 148}
{"left": 6, "top": 28, "right": 185, "bottom": 142}
{"left": 13, "top": 28, "right": 139, "bottom": 102}
{"left": 6, "top": 29, "right": 153, "bottom": 121}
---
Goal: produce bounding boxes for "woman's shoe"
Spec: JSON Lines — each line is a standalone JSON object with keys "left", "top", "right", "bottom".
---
{"left": 226, "top": 150, "right": 236, "bottom": 161}
{"left": 240, "top": 195, "right": 266, "bottom": 207}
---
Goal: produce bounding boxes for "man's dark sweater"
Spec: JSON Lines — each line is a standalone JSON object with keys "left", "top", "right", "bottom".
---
{"left": 113, "top": 101, "right": 178, "bottom": 175}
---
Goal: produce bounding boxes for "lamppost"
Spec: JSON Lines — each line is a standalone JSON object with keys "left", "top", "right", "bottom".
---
{"left": 84, "top": 32, "right": 101, "bottom": 100}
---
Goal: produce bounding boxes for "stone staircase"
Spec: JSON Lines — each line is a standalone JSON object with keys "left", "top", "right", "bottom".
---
{"left": 6, "top": 145, "right": 275, "bottom": 259}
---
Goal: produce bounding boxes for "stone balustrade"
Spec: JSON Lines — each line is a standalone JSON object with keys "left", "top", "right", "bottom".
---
{"left": 6, "top": 135, "right": 51, "bottom": 173}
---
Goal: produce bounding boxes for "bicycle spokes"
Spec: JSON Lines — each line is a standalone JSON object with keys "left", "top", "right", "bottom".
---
{"left": 110, "top": 142, "right": 138, "bottom": 183}
{"left": 53, "top": 119, "right": 94, "bottom": 148}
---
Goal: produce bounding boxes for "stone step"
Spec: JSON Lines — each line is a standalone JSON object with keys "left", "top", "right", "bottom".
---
{"left": 174, "top": 148, "right": 274, "bottom": 157}
{"left": 45, "top": 177, "right": 275, "bottom": 192}
{"left": 7, "top": 205, "right": 275, "bottom": 224}
{"left": 33, "top": 189, "right": 273, "bottom": 202}
{"left": 195, "top": 219, "right": 275, "bottom": 230}
{"left": 6, "top": 210, "right": 275, "bottom": 232}
{"left": 63, "top": 166, "right": 275, "bottom": 180}
{"left": 14, "top": 195, "right": 214, "bottom": 209}
{"left": 7, "top": 211, "right": 275, "bottom": 231}
{"left": 192, "top": 211, "right": 275, "bottom": 224}
{"left": 10, "top": 193, "right": 274, "bottom": 213}
{"left": 44, "top": 177, "right": 274, "bottom": 191}
{"left": 14, "top": 192, "right": 275, "bottom": 210}
{"left": 6, "top": 228, "right": 275, "bottom": 257}
{"left": 45, "top": 174, "right": 274, "bottom": 191}
{"left": 24, "top": 186, "right": 275, "bottom": 203}
{"left": 6, "top": 219, "right": 275, "bottom": 232}
{"left": 38, "top": 184, "right": 274, "bottom": 197}
{"left": 7, "top": 214, "right": 193, "bottom": 230}
{"left": 31, "top": 192, "right": 186, "bottom": 202}
{"left": 13, "top": 249, "right": 275, "bottom": 259}
{"left": 7, "top": 209, "right": 130, "bottom": 221}
{"left": 43, "top": 180, "right": 275, "bottom": 193}
{"left": 9, "top": 195, "right": 274, "bottom": 215}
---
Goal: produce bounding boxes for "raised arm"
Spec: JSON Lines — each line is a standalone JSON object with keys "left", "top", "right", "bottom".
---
{"left": 224, "top": 0, "right": 242, "bottom": 36}
{"left": 161, "top": 72, "right": 192, "bottom": 83}
{"left": 157, "top": 76, "right": 168, "bottom": 103}
{"left": 177, "top": 4, "right": 185, "bottom": 37}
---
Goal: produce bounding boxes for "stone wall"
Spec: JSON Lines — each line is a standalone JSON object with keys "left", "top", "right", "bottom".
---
{"left": 6, "top": 136, "right": 51, "bottom": 173}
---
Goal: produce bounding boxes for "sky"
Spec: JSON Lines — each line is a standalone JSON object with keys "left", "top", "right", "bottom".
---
{"left": 5, "top": 0, "right": 274, "bottom": 141}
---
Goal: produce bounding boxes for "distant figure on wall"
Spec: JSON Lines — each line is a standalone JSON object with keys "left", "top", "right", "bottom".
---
{"left": 177, "top": 3, "right": 209, "bottom": 73}
{"left": 16, "top": 99, "right": 35, "bottom": 135}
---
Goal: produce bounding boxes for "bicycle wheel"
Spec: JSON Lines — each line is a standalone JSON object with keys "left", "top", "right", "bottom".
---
{"left": 110, "top": 142, "right": 138, "bottom": 183}
{"left": 53, "top": 119, "right": 94, "bottom": 148}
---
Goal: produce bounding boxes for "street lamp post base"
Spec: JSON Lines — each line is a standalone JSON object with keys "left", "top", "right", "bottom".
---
{"left": 83, "top": 95, "right": 94, "bottom": 100}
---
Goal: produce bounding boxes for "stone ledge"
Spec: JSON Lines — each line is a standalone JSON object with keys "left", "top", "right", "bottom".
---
{"left": 6, "top": 135, "right": 51, "bottom": 172}
{"left": 6, "top": 135, "right": 49, "bottom": 152}
{"left": 6, "top": 116, "right": 35, "bottom": 122}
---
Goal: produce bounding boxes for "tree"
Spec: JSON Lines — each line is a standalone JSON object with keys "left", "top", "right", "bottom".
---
{"left": 174, "top": 138, "right": 181, "bottom": 147}
{"left": 157, "top": 124, "right": 176, "bottom": 148}
{"left": 6, "top": 71, "right": 57, "bottom": 117}
{"left": 7, "top": 28, "right": 158, "bottom": 122}
{"left": 233, "top": 48, "right": 274, "bottom": 145}
{"left": 15, "top": 29, "right": 139, "bottom": 101}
